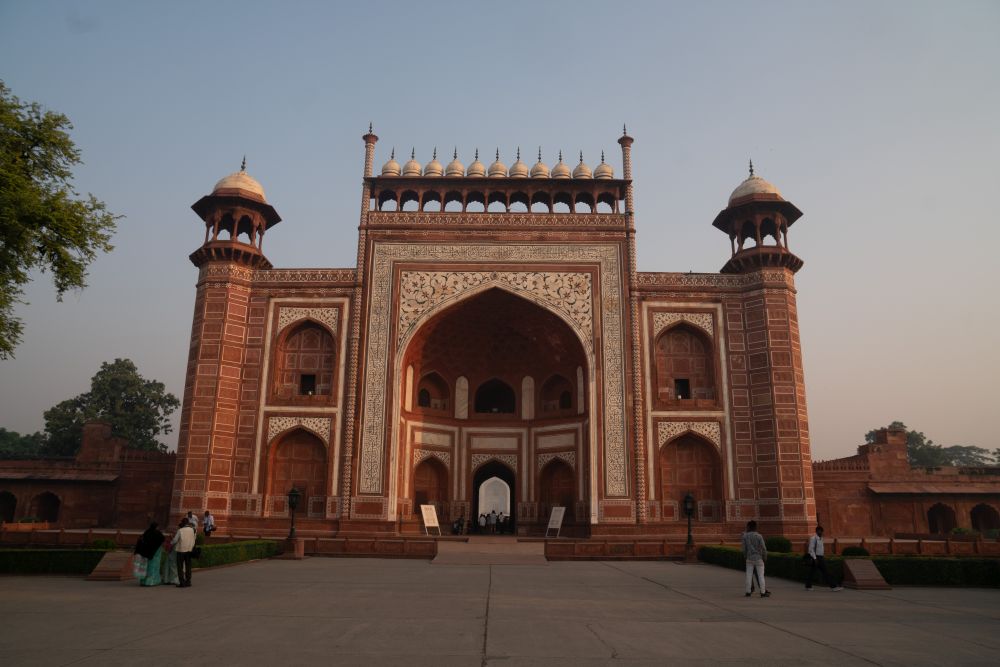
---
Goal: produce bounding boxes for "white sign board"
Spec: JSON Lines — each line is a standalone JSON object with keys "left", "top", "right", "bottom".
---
{"left": 420, "top": 504, "right": 441, "bottom": 536}
{"left": 545, "top": 506, "right": 566, "bottom": 538}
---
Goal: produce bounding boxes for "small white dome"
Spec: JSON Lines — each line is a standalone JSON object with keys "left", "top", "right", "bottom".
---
{"left": 445, "top": 148, "right": 464, "bottom": 177}
{"left": 551, "top": 151, "right": 571, "bottom": 179}
{"left": 467, "top": 149, "right": 486, "bottom": 177}
{"left": 213, "top": 166, "right": 266, "bottom": 200}
{"left": 728, "top": 174, "right": 782, "bottom": 204}
{"left": 380, "top": 149, "right": 401, "bottom": 177}
{"left": 424, "top": 148, "right": 443, "bottom": 177}
{"left": 593, "top": 151, "right": 613, "bottom": 179}
{"left": 509, "top": 148, "right": 528, "bottom": 178}
{"left": 530, "top": 147, "right": 549, "bottom": 178}
{"left": 572, "top": 151, "right": 592, "bottom": 179}
{"left": 488, "top": 149, "right": 507, "bottom": 178}
{"left": 402, "top": 148, "right": 422, "bottom": 177}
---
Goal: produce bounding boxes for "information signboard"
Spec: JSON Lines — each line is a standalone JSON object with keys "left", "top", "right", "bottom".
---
{"left": 545, "top": 506, "right": 566, "bottom": 538}
{"left": 420, "top": 504, "right": 441, "bottom": 536}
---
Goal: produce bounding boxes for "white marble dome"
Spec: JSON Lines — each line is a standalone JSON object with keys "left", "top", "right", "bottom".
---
{"left": 213, "top": 169, "right": 266, "bottom": 200}
{"left": 729, "top": 174, "right": 782, "bottom": 204}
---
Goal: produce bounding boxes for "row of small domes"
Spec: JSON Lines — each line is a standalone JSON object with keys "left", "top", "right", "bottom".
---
{"left": 380, "top": 148, "right": 615, "bottom": 179}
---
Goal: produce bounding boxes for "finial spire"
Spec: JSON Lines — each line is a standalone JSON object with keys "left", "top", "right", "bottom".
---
{"left": 516, "top": 146, "right": 521, "bottom": 160}
{"left": 538, "top": 146, "right": 542, "bottom": 162}
{"left": 495, "top": 148, "right": 500, "bottom": 161}
{"left": 623, "top": 123, "right": 628, "bottom": 136}
{"left": 601, "top": 150, "right": 606, "bottom": 163}
{"left": 475, "top": 148, "right": 479, "bottom": 160}
{"left": 579, "top": 150, "right": 584, "bottom": 163}
{"left": 453, "top": 147, "right": 457, "bottom": 159}
{"left": 390, "top": 147, "right": 395, "bottom": 159}
{"left": 558, "top": 150, "right": 563, "bottom": 162}
{"left": 432, "top": 147, "right": 437, "bottom": 160}
{"left": 749, "top": 158, "right": 754, "bottom": 177}
{"left": 368, "top": 122, "right": 373, "bottom": 134}
{"left": 411, "top": 147, "right": 415, "bottom": 159}
{"left": 240, "top": 155, "right": 246, "bottom": 172}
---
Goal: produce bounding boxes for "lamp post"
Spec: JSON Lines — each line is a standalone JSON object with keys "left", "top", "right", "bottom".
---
{"left": 286, "top": 487, "right": 301, "bottom": 540}
{"left": 683, "top": 492, "right": 695, "bottom": 547}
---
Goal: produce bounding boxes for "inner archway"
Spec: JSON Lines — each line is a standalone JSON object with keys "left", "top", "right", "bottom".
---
{"left": 970, "top": 504, "right": 999, "bottom": 532}
{"left": 927, "top": 503, "right": 956, "bottom": 535}
{"left": 267, "top": 429, "right": 327, "bottom": 516}
{"left": 31, "top": 492, "right": 60, "bottom": 523}
{"left": 473, "top": 460, "right": 516, "bottom": 532}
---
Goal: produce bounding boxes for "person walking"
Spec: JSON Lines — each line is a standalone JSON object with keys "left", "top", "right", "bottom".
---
{"left": 203, "top": 510, "right": 216, "bottom": 538}
{"left": 806, "top": 526, "right": 843, "bottom": 591}
{"left": 172, "top": 518, "right": 196, "bottom": 588}
{"left": 478, "top": 513, "right": 486, "bottom": 534}
{"left": 488, "top": 510, "right": 498, "bottom": 534}
{"left": 741, "top": 520, "right": 770, "bottom": 598}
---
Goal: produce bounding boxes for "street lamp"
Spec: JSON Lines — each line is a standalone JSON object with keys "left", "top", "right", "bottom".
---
{"left": 286, "top": 487, "right": 301, "bottom": 540}
{"left": 683, "top": 492, "right": 695, "bottom": 547}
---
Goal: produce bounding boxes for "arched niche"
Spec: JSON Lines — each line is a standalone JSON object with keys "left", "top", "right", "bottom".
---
{"left": 0, "top": 491, "right": 16, "bottom": 523}
{"left": 971, "top": 504, "right": 1000, "bottom": 531}
{"left": 654, "top": 324, "right": 716, "bottom": 407}
{"left": 30, "top": 492, "right": 60, "bottom": 523}
{"left": 475, "top": 378, "right": 516, "bottom": 414}
{"left": 416, "top": 371, "right": 450, "bottom": 412}
{"left": 267, "top": 429, "right": 327, "bottom": 514}
{"left": 927, "top": 503, "right": 957, "bottom": 535}
{"left": 272, "top": 320, "right": 336, "bottom": 400}
{"left": 540, "top": 374, "right": 574, "bottom": 414}
{"left": 539, "top": 459, "right": 574, "bottom": 516}
{"left": 413, "top": 457, "right": 449, "bottom": 514}
{"left": 658, "top": 433, "right": 723, "bottom": 522}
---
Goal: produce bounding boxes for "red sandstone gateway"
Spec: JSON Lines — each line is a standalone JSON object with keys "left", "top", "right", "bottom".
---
{"left": 4, "top": 129, "right": 996, "bottom": 545}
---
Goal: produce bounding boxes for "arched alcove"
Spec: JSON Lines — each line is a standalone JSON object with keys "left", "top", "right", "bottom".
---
{"left": 416, "top": 372, "right": 450, "bottom": 412}
{"left": 540, "top": 374, "right": 574, "bottom": 414}
{"left": 272, "top": 321, "right": 336, "bottom": 400}
{"left": 539, "top": 459, "right": 574, "bottom": 517}
{"left": 927, "top": 503, "right": 957, "bottom": 535}
{"left": 267, "top": 429, "right": 327, "bottom": 514}
{"left": 655, "top": 324, "right": 716, "bottom": 407}
{"left": 659, "top": 434, "right": 723, "bottom": 522}
{"left": 30, "top": 492, "right": 60, "bottom": 523}
{"left": 413, "top": 457, "right": 449, "bottom": 513}
{"left": 970, "top": 504, "right": 999, "bottom": 532}
{"left": 475, "top": 378, "right": 517, "bottom": 414}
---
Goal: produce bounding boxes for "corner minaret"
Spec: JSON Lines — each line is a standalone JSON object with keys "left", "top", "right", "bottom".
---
{"left": 189, "top": 161, "right": 281, "bottom": 269}
{"left": 712, "top": 161, "right": 803, "bottom": 273}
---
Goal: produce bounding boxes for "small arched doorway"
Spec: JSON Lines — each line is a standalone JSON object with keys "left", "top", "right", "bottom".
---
{"left": 473, "top": 460, "right": 516, "bottom": 533}
{"left": 659, "top": 433, "right": 723, "bottom": 522}
{"left": 539, "top": 459, "right": 574, "bottom": 520}
{"left": 413, "top": 457, "right": 449, "bottom": 516}
{"left": 970, "top": 504, "right": 1000, "bottom": 532}
{"left": 927, "top": 503, "right": 957, "bottom": 535}
{"left": 31, "top": 492, "right": 60, "bottom": 523}
{"left": 267, "top": 429, "right": 327, "bottom": 516}
{"left": 0, "top": 491, "right": 15, "bottom": 523}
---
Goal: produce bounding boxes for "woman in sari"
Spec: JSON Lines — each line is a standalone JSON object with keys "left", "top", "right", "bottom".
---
{"left": 161, "top": 530, "right": 180, "bottom": 586}
{"left": 134, "top": 522, "right": 165, "bottom": 586}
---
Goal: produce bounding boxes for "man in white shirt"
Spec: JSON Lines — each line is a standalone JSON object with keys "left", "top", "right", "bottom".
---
{"left": 172, "top": 519, "right": 197, "bottom": 587}
{"left": 185, "top": 511, "right": 199, "bottom": 532}
{"left": 806, "top": 526, "right": 843, "bottom": 591}
{"left": 203, "top": 510, "right": 216, "bottom": 537}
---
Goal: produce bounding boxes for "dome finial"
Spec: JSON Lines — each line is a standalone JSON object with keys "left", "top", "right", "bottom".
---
{"left": 538, "top": 146, "right": 542, "bottom": 162}
{"left": 601, "top": 150, "right": 606, "bottom": 163}
{"left": 453, "top": 147, "right": 458, "bottom": 160}
{"left": 495, "top": 148, "right": 500, "bottom": 161}
{"left": 749, "top": 158, "right": 754, "bottom": 177}
{"left": 433, "top": 147, "right": 437, "bottom": 160}
{"left": 475, "top": 148, "right": 479, "bottom": 160}
{"left": 558, "top": 150, "right": 563, "bottom": 162}
{"left": 516, "top": 146, "right": 521, "bottom": 160}
{"left": 623, "top": 123, "right": 628, "bottom": 136}
{"left": 411, "top": 147, "right": 415, "bottom": 159}
{"left": 579, "top": 150, "right": 584, "bottom": 163}
{"left": 390, "top": 147, "right": 395, "bottom": 159}
{"left": 240, "top": 155, "right": 246, "bottom": 172}
{"left": 368, "top": 122, "right": 373, "bottom": 134}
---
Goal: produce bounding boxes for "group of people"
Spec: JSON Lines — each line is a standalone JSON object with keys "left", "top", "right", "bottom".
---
{"left": 741, "top": 521, "right": 844, "bottom": 597}
{"left": 475, "top": 510, "right": 511, "bottom": 534}
{"left": 132, "top": 510, "right": 216, "bottom": 588}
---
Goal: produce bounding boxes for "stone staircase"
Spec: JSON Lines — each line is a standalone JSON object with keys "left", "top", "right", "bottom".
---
{"left": 432, "top": 536, "right": 547, "bottom": 565}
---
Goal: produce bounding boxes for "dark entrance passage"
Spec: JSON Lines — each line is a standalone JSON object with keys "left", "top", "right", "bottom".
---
{"left": 472, "top": 461, "right": 516, "bottom": 534}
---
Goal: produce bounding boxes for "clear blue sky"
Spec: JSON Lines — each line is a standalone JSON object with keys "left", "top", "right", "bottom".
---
{"left": 1, "top": 1, "right": 998, "bottom": 459}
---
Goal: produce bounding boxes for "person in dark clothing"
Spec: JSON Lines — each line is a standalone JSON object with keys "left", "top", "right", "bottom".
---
{"left": 806, "top": 526, "right": 843, "bottom": 591}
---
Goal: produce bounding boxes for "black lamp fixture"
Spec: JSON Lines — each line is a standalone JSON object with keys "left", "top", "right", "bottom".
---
{"left": 286, "top": 486, "right": 301, "bottom": 540}
{"left": 683, "top": 492, "right": 695, "bottom": 547}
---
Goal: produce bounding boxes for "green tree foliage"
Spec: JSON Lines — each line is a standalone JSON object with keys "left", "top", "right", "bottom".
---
{"left": 0, "top": 427, "right": 46, "bottom": 459}
{"left": 0, "top": 81, "right": 119, "bottom": 359}
{"left": 865, "top": 421, "right": 996, "bottom": 467}
{"left": 43, "top": 359, "right": 179, "bottom": 455}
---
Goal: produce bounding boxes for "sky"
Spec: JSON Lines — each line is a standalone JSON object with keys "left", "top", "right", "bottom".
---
{"left": 0, "top": 1, "right": 998, "bottom": 461}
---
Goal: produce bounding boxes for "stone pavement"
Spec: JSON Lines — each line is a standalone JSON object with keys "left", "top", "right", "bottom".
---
{"left": 433, "top": 536, "right": 547, "bottom": 565}
{"left": 1, "top": 558, "right": 998, "bottom": 666}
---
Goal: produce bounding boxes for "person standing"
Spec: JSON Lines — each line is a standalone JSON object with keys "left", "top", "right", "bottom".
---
{"left": 186, "top": 511, "right": 199, "bottom": 534}
{"left": 203, "top": 510, "right": 216, "bottom": 538}
{"left": 741, "top": 520, "right": 770, "bottom": 598}
{"left": 172, "top": 518, "right": 196, "bottom": 588}
{"left": 478, "top": 514, "right": 486, "bottom": 534}
{"left": 488, "top": 510, "right": 497, "bottom": 534}
{"left": 497, "top": 512, "right": 505, "bottom": 534}
{"left": 806, "top": 526, "right": 843, "bottom": 591}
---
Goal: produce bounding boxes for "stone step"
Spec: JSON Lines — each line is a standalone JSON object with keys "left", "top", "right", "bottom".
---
{"left": 432, "top": 537, "right": 547, "bottom": 565}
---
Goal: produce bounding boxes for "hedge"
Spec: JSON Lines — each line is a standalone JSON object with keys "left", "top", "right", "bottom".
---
{"left": 698, "top": 546, "right": 1000, "bottom": 587}
{"left": 0, "top": 549, "right": 108, "bottom": 575}
{"left": 193, "top": 539, "right": 282, "bottom": 568}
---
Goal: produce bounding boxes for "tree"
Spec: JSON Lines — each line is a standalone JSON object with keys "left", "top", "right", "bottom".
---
{"left": 865, "top": 421, "right": 995, "bottom": 467}
{"left": 43, "top": 359, "right": 179, "bottom": 455}
{"left": 0, "top": 427, "right": 45, "bottom": 459}
{"left": 0, "top": 81, "right": 119, "bottom": 359}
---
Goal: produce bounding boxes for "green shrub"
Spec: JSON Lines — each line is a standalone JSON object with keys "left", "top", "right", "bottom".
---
{"left": 984, "top": 528, "right": 1000, "bottom": 540}
{"left": 765, "top": 536, "right": 792, "bottom": 553}
{"left": 89, "top": 539, "right": 118, "bottom": 551}
{"left": 951, "top": 527, "right": 978, "bottom": 537}
{"left": 840, "top": 546, "right": 870, "bottom": 558}
{"left": 193, "top": 540, "right": 282, "bottom": 569}
{"left": 0, "top": 549, "right": 107, "bottom": 575}
{"left": 17, "top": 517, "right": 40, "bottom": 524}
{"left": 698, "top": 546, "right": 1000, "bottom": 588}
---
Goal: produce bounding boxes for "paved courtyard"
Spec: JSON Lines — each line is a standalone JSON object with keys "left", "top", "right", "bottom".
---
{"left": 1, "top": 557, "right": 998, "bottom": 666}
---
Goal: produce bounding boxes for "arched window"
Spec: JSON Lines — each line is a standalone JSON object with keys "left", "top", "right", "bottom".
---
{"left": 268, "top": 429, "right": 327, "bottom": 514}
{"left": 0, "top": 491, "right": 15, "bottom": 523}
{"left": 474, "top": 378, "right": 516, "bottom": 414}
{"left": 927, "top": 503, "right": 956, "bottom": 535}
{"left": 540, "top": 374, "right": 574, "bottom": 413}
{"left": 659, "top": 434, "right": 722, "bottom": 522}
{"left": 30, "top": 492, "right": 60, "bottom": 523}
{"left": 970, "top": 504, "right": 999, "bottom": 532}
{"left": 273, "top": 321, "right": 336, "bottom": 399}
{"left": 416, "top": 372, "right": 450, "bottom": 412}
{"left": 654, "top": 324, "right": 716, "bottom": 406}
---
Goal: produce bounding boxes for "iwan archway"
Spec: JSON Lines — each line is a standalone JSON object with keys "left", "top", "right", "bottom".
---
{"left": 394, "top": 287, "right": 590, "bottom": 535}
